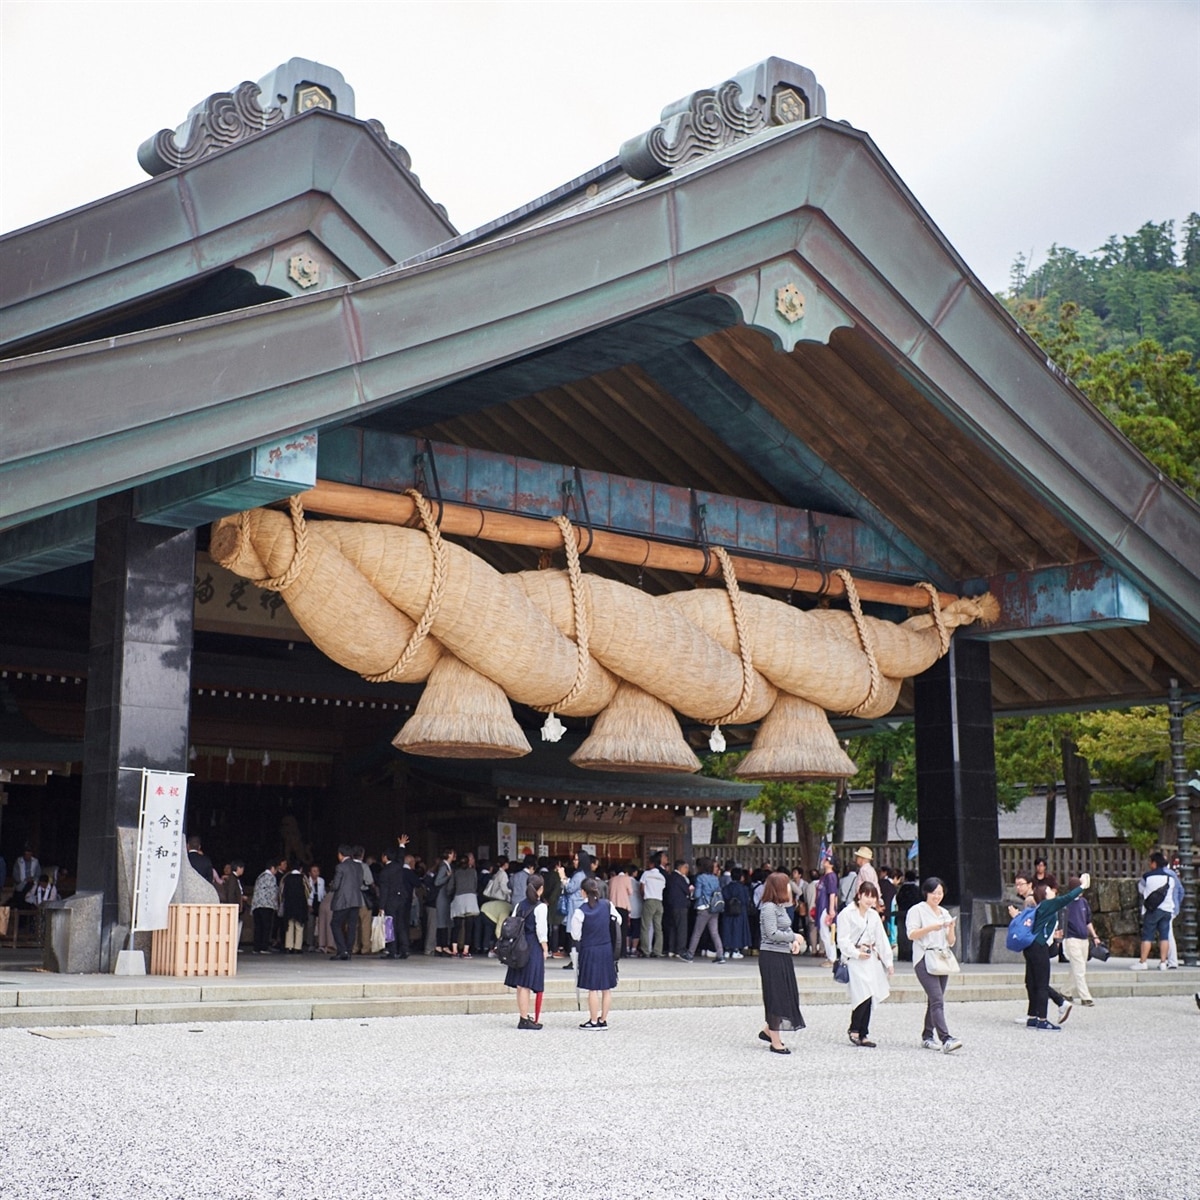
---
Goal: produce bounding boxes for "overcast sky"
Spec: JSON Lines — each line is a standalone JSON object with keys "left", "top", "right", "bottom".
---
{"left": 2, "top": 1, "right": 1197, "bottom": 292}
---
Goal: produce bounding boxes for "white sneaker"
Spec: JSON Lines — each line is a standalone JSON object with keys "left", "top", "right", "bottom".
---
{"left": 731, "top": 952, "right": 744, "bottom": 959}
{"left": 942, "top": 1037, "right": 963, "bottom": 1054}
{"left": 1058, "top": 1002, "right": 1072, "bottom": 1024}
{"left": 1129, "top": 961, "right": 1149, "bottom": 971}
{"left": 1158, "top": 962, "right": 1170, "bottom": 971}
{"left": 921, "top": 1038, "right": 939, "bottom": 1050}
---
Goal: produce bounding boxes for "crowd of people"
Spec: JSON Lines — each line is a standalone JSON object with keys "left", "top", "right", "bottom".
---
{"left": 178, "top": 836, "right": 1193, "bottom": 1043}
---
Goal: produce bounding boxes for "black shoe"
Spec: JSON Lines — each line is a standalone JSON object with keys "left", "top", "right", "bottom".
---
{"left": 562, "top": 962, "right": 573, "bottom": 969}
{"left": 758, "top": 1031, "right": 772, "bottom": 1043}
{"left": 518, "top": 1016, "right": 542, "bottom": 1030}
{"left": 769, "top": 1044, "right": 791, "bottom": 1055}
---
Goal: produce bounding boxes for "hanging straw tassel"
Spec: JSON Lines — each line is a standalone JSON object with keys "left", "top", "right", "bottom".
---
{"left": 570, "top": 682, "right": 701, "bottom": 774}
{"left": 535, "top": 515, "right": 591, "bottom": 743}
{"left": 735, "top": 694, "right": 857, "bottom": 780}
{"left": 392, "top": 654, "right": 531, "bottom": 759}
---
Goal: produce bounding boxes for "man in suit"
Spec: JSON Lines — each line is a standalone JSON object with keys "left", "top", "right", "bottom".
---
{"left": 664, "top": 859, "right": 692, "bottom": 958}
{"left": 376, "top": 835, "right": 414, "bottom": 959}
{"left": 328, "top": 845, "right": 364, "bottom": 961}
{"left": 187, "top": 836, "right": 218, "bottom": 887}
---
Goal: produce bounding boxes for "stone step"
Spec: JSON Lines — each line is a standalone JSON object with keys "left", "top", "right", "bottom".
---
{"left": 1, "top": 964, "right": 1192, "bottom": 1028}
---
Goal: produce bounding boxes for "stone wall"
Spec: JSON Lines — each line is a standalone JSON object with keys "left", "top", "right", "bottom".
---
{"left": 1088, "top": 878, "right": 1144, "bottom": 957}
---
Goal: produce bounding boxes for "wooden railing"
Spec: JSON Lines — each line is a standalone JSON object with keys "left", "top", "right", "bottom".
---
{"left": 693, "top": 843, "right": 1171, "bottom": 881}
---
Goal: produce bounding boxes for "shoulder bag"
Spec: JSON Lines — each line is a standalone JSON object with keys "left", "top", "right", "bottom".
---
{"left": 924, "top": 946, "right": 959, "bottom": 975}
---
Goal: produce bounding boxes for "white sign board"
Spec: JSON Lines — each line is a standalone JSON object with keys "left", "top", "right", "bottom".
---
{"left": 497, "top": 821, "right": 517, "bottom": 861}
{"left": 133, "top": 771, "right": 189, "bottom": 931}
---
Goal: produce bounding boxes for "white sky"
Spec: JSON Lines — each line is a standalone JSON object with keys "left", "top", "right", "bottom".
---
{"left": 2, "top": 0, "right": 1197, "bottom": 292}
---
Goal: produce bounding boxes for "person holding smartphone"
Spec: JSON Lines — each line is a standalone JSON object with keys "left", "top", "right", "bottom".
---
{"left": 906, "top": 876, "right": 962, "bottom": 1053}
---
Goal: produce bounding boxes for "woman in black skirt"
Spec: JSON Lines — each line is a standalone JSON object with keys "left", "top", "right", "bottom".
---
{"left": 569, "top": 877, "right": 620, "bottom": 1029}
{"left": 505, "top": 875, "right": 549, "bottom": 1029}
{"left": 757, "top": 871, "right": 805, "bottom": 1054}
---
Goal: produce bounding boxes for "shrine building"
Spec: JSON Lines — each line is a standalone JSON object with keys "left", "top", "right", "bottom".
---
{"left": 1, "top": 58, "right": 1197, "bottom": 971}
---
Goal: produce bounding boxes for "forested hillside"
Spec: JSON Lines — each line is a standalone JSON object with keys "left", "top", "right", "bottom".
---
{"left": 1002, "top": 215, "right": 1200, "bottom": 500}
{"left": 1005, "top": 215, "right": 1200, "bottom": 356}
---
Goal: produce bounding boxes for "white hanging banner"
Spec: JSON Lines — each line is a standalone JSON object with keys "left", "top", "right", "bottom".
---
{"left": 133, "top": 770, "right": 189, "bottom": 931}
{"left": 497, "top": 820, "right": 517, "bottom": 861}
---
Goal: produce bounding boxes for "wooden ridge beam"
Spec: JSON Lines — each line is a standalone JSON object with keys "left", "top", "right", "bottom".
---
{"left": 296, "top": 479, "right": 962, "bottom": 610}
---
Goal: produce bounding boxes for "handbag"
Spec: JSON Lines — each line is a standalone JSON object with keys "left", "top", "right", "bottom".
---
{"left": 833, "top": 914, "right": 871, "bottom": 984}
{"left": 369, "top": 914, "right": 386, "bottom": 953}
{"left": 924, "top": 946, "right": 960, "bottom": 975}
{"left": 1088, "top": 941, "right": 1110, "bottom": 962}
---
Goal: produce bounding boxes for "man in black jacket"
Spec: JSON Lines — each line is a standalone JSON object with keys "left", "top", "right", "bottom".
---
{"left": 377, "top": 834, "right": 414, "bottom": 959}
{"left": 187, "top": 836, "right": 218, "bottom": 888}
{"left": 664, "top": 859, "right": 692, "bottom": 958}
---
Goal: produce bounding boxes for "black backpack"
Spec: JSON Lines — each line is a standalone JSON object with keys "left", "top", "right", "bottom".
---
{"left": 1142, "top": 881, "right": 1169, "bottom": 915}
{"left": 496, "top": 905, "right": 531, "bottom": 969}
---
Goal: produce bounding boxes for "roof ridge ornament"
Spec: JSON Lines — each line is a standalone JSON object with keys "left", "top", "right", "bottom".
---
{"left": 137, "top": 58, "right": 426, "bottom": 179}
{"left": 137, "top": 81, "right": 285, "bottom": 176}
{"left": 618, "top": 56, "right": 826, "bottom": 181}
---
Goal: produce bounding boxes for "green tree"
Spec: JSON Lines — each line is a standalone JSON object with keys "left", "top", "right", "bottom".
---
{"left": 1074, "top": 707, "right": 1200, "bottom": 853}
{"left": 1005, "top": 214, "right": 1200, "bottom": 360}
{"left": 701, "top": 752, "right": 834, "bottom": 867}
{"left": 846, "top": 724, "right": 918, "bottom": 833}
{"left": 993, "top": 714, "right": 1093, "bottom": 841}
{"left": 1010, "top": 301, "right": 1200, "bottom": 499}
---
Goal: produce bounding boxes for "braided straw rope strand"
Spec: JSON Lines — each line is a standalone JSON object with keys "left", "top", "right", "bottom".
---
{"left": 247, "top": 494, "right": 309, "bottom": 592}
{"left": 708, "top": 545, "right": 755, "bottom": 728}
{"left": 832, "top": 567, "right": 881, "bottom": 717}
{"left": 363, "top": 490, "right": 448, "bottom": 684}
{"left": 534, "top": 515, "right": 592, "bottom": 714}
{"left": 918, "top": 581, "right": 950, "bottom": 657}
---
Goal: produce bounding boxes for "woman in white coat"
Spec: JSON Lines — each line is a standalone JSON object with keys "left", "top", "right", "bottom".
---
{"left": 836, "top": 879, "right": 893, "bottom": 1047}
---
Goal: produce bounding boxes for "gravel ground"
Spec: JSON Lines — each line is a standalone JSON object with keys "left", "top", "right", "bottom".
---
{"left": 3, "top": 994, "right": 1196, "bottom": 1200}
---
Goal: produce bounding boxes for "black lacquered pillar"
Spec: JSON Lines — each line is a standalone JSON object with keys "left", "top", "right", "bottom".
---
{"left": 914, "top": 637, "right": 1002, "bottom": 962}
{"left": 77, "top": 494, "right": 195, "bottom": 971}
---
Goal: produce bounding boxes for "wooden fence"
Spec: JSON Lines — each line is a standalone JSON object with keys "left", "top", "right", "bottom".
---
{"left": 151, "top": 903, "right": 238, "bottom": 977}
{"left": 693, "top": 843, "right": 1169, "bottom": 880}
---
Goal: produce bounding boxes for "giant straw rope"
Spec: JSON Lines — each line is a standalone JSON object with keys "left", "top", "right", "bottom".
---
{"left": 211, "top": 499, "right": 999, "bottom": 777}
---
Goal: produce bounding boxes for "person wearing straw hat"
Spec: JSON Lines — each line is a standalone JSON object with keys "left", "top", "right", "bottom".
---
{"left": 570, "top": 876, "right": 620, "bottom": 1029}
{"left": 851, "top": 847, "right": 879, "bottom": 901}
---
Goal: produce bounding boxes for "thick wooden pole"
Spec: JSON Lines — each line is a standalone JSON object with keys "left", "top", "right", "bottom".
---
{"left": 298, "top": 479, "right": 960, "bottom": 609}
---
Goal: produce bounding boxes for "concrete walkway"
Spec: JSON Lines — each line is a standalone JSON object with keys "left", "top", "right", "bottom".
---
{"left": 2, "top": 989, "right": 1197, "bottom": 1199}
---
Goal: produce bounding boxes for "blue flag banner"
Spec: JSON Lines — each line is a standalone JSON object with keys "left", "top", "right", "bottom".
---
{"left": 907, "top": 838, "right": 919, "bottom": 861}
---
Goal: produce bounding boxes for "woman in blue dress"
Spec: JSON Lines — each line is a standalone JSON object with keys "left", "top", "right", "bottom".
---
{"left": 504, "top": 875, "right": 548, "bottom": 1030}
{"left": 569, "top": 877, "right": 620, "bottom": 1029}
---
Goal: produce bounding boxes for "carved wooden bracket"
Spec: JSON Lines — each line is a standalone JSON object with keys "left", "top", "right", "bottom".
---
{"left": 712, "top": 258, "right": 854, "bottom": 352}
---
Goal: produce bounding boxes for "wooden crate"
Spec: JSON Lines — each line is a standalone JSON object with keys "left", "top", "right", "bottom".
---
{"left": 150, "top": 903, "right": 238, "bottom": 977}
